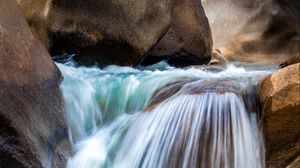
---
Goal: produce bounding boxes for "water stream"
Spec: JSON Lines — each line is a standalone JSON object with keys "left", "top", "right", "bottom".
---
{"left": 57, "top": 60, "right": 276, "bottom": 168}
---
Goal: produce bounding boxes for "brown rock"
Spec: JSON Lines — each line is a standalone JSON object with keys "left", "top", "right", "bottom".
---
{"left": 0, "top": 0, "right": 69, "bottom": 167}
{"left": 53, "top": 139, "right": 73, "bottom": 168}
{"left": 259, "top": 63, "right": 300, "bottom": 168}
{"left": 146, "top": 79, "right": 241, "bottom": 111}
{"left": 203, "top": 0, "right": 300, "bottom": 64}
{"left": 145, "top": 80, "right": 195, "bottom": 111}
{"left": 286, "top": 156, "right": 300, "bottom": 168}
{"left": 209, "top": 49, "right": 229, "bottom": 65}
{"left": 144, "top": 0, "right": 212, "bottom": 67}
{"left": 17, "top": 0, "right": 174, "bottom": 66}
{"left": 280, "top": 53, "right": 300, "bottom": 68}
{"left": 18, "top": 0, "right": 212, "bottom": 67}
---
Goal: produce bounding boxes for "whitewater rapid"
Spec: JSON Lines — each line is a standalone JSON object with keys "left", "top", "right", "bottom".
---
{"left": 56, "top": 61, "right": 276, "bottom": 168}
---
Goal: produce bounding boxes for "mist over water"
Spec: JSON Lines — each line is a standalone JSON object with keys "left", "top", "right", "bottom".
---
{"left": 57, "top": 61, "right": 276, "bottom": 168}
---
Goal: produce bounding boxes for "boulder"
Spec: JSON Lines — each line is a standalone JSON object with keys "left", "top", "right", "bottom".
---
{"left": 259, "top": 63, "right": 300, "bottom": 168}
{"left": 0, "top": 0, "right": 69, "bottom": 167}
{"left": 17, "top": 0, "right": 173, "bottom": 66}
{"left": 52, "top": 140, "right": 72, "bottom": 168}
{"left": 209, "top": 49, "right": 229, "bottom": 65}
{"left": 143, "top": 0, "right": 213, "bottom": 67}
{"left": 202, "top": 0, "right": 300, "bottom": 64}
{"left": 17, "top": 0, "right": 212, "bottom": 66}
{"left": 286, "top": 156, "right": 300, "bottom": 168}
{"left": 280, "top": 53, "right": 300, "bottom": 68}
{"left": 145, "top": 80, "right": 195, "bottom": 111}
{"left": 146, "top": 79, "right": 241, "bottom": 111}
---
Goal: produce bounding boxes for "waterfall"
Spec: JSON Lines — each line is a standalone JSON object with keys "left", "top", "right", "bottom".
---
{"left": 57, "top": 60, "right": 276, "bottom": 168}
{"left": 114, "top": 81, "right": 264, "bottom": 168}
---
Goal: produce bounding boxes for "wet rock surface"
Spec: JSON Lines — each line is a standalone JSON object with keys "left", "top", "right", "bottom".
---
{"left": 147, "top": 79, "right": 242, "bottom": 111}
{"left": 52, "top": 139, "right": 73, "bottom": 168}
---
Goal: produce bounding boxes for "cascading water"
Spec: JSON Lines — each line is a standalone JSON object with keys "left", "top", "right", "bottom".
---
{"left": 56, "top": 60, "right": 276, "bottom": 168}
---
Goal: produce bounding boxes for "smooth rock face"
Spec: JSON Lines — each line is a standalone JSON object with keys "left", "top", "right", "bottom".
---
{"left": 144, "top": 0, "right": 213, "bottom": 67}
{"left": 17, "top": 0, "right": 212, "bottom": 66}
{"left": 203, "top": 0, "right": 300, "bottom": 64}
{"left": 259, "top": 63, "right": 300, "bottom": 168}
{"left": 0, "top": 0, "right": 69, "bottom": 167}
{"left": 147, "top": 79, "right": 241, "bottom": 111}
{"left": 146, "top": 80, "right": 196, "bottom": 111}
{"left": 18, "top": 0, "right": 173, "bottom": 66}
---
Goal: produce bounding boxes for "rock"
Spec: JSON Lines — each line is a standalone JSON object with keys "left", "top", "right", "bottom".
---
{"left": 202, "top": 0, "right": 300, "bottom": 64}
{"left": 17, "top": 0, "right": 212, "bottom": 67}
{"left": 146, "top": 80, "right": 196, "bottom": 111}
{"left": 280, "top": 53, "right": 300, "bottom": 68}
{"left": 146, "top": 79, "right": 241, "bottom": 111}
{"left": 183, "top": 64, "right": 226, "bottom": 72}
{"left": 259, "top": 63, "right": 300, "bottom": 168}
{"left": 53, "top": 140, "right": 72, "bottom": 168}
{"left": 208, "top": 57, "right": 219, "bottom": 65}
{"left": 286, "top": 156, "right": 300, "bottom": 168}
{"left": 0, "top": 0, "right": 70, "bottom": 167}
{"left": 143, "top": 0, "right": 212, "bottom": 67}
{"left": 17, "top": 0, "right": 173, "bottom": 66}
{"left": 209, "top": 49, "right": 229, "bottom": 65}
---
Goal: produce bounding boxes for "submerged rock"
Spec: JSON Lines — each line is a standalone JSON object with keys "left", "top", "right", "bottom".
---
{"left": 146, "top": 80, "right": 196, "bottom": 111}
{"left": 0, "top": 0, "right": 70, "bottom": 167}
{"left": 17, "top": 0, "right": 212, "bottom": 67}
{"left": 146, "top": 79, "right": 241, "bottom": 111}
{"left": 120, "top": 78, "right": 264, "bottom": 168}
{"left": 260, "top": 63, "right": 300, "bottom": 168}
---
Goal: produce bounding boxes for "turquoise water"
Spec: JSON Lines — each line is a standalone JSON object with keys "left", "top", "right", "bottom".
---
{"left": 57, "top": 61, "right": 276, "bottom": 168}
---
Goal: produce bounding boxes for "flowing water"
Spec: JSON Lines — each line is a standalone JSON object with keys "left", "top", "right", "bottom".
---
{"left": 56, "top": 60, "right": 276, "bottom": 168}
